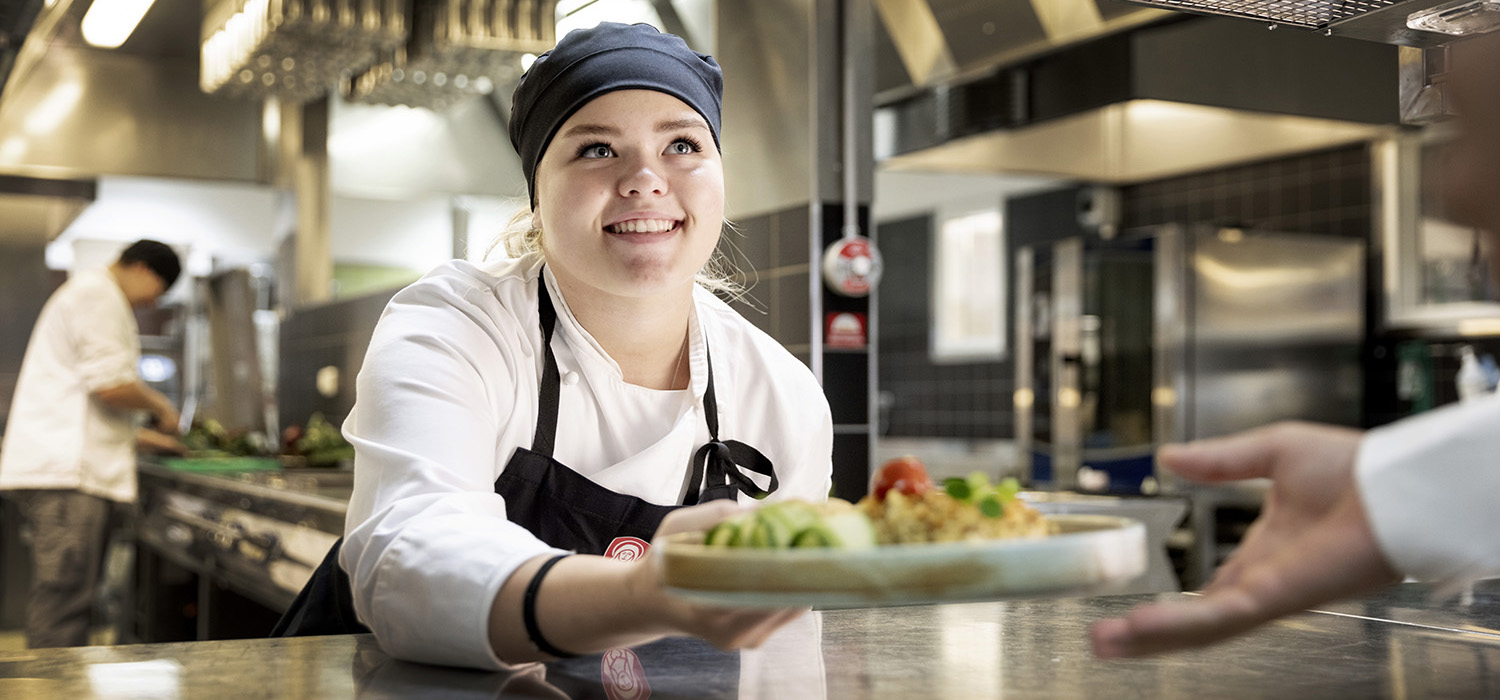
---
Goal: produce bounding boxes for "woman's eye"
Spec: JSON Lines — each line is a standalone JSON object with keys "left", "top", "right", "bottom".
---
{"left": 667, "top": 138, "right": 702, "bottom": 155}
{"left": 580, "top": 144, "right": 613, "bottom": 159}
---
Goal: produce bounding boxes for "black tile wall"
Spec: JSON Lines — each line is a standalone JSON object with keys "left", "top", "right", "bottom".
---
{"left": 774, "top": 208, "right": 815, "bottom": 269}
{"left": 1120, "top": 145, "right": 1372, "bottom": 238}
{"left": 730, "top": 202, "right": 873, "bottom": 497}
{"left": 772, "top": 272, "right": 812, "bottom": 348}
{"left": 727, "top": 204, "right": 815, "bottom": 357}
{"left": 277, "top": 290, "right": 397, "bottom": 431}
{"left": 877, "top": 215, "right": 1012, "bottom": 440}
{"left": 879, "top": 144, "right": 1377, "bottom": 440}
{"left": 724, "top": 217, "right": 770, "bottom": 274}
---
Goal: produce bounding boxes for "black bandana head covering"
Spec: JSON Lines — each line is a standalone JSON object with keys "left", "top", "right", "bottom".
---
{"left": 509, "top": 22, "right": 724, "bottom": 207}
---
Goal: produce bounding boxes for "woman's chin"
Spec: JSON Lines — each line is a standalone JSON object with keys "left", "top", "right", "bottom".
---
{"left": 587, "top": 261, "right": 698, "bottom": 298}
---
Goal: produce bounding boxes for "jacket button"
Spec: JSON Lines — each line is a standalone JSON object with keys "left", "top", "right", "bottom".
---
{"left": 562, "top": 371, "right": 580, "bottom": 386}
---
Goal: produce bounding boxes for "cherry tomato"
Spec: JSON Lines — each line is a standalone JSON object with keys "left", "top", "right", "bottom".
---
{"left": 873, "top": 456, "right": 932, "bottom": 500}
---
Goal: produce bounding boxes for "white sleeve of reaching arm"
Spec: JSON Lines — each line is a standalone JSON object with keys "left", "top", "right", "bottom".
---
{"left": 340, "top": 281, "right": 563, "bottom": 671}
{"left": 1356, "top": 392, "right": 1500, "bottom": 585}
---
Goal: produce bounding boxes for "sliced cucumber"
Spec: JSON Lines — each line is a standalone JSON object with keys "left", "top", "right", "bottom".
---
{"left": 702, "top": 499, "right": 875, "bottom": 550}
{"left": 705, "top": 513, "right": 752, "bottom": 546}
{"left": 820, "top": 511, "right": 877, "bottom": 550}
{"left": 791, "top": 528, "right": 832, "bottom": 548}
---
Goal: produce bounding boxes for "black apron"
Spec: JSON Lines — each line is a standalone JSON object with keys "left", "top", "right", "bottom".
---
{"left": 273, "top": 276, "right": 778, "bottom": 637}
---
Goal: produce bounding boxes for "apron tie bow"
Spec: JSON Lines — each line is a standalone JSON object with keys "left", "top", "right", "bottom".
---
{"left": 687, "top": 439, "right": 778, "bottom": 504}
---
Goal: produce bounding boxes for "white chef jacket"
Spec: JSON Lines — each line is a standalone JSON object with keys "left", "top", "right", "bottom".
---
{"left": 340, "top": 255, "right": 834, "bottom": 670}
{"left": 0, "top": 268, "right": 143, "bottom": 503}
{"left": 1358, "top": 391, "right": 1500, "bottom": 587}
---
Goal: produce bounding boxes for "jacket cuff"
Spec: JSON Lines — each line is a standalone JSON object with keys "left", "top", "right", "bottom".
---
{"left": 1356, "top": 394, "right": 1500, "bottom": 585}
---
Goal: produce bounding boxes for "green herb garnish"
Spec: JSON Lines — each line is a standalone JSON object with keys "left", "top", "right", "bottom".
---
{"left": 943, "top": 472, "right": 1021, "bottom": 518}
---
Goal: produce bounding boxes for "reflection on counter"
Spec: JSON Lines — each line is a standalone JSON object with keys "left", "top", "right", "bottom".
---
{"left": 4, "top": 582, "right": 1499, "bottom": 699}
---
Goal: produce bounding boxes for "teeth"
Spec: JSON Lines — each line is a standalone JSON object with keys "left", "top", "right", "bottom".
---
{"left": 608, "top": 219, "right": 676, "bottom": 234}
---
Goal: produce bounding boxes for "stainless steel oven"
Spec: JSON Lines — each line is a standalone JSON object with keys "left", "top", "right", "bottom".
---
{"left": 1016, "top": 224, "right": 1365, "bottom": 494}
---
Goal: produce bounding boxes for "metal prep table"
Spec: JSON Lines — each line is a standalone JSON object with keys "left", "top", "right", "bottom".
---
{"left": 129, "top": 461, "right": 351, "bottom": 641}
{"left": 4, "top": 579, "right": 1498, "bottom": 699}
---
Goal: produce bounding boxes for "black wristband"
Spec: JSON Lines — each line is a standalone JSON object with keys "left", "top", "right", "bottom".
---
{"left": 522, "top": 553, "right": 579, "bottom": 659}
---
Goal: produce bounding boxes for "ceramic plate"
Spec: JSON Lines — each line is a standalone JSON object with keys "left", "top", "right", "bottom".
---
{"left": 659, "top": 514, "right": 1146, "bottom": 608}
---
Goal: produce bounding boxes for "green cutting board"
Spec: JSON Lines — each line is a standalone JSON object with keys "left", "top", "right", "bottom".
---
{"left": 161, "top": 457, "right": 282, "bottom": 473}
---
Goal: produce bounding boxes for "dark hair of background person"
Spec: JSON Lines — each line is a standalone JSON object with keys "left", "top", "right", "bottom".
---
{"left": 117, "top": 239, "right": 182, "bottom": 290}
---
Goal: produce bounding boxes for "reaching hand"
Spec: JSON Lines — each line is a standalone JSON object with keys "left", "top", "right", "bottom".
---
{"left": 1090, "top": 422, "right": 1401, "bottom": 658}
{"left": 640, "top": 500, "right": 808, "bottom": 650}
{"left": 137, "top": 427, "right": 188, "bottom": 455}
{"left": 156, "top": 404, "right": 182, "bottom": 435}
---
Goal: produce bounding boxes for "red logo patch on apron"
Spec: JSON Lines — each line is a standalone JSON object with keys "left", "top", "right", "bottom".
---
{"left": 604, "top": 536, "right": 649, "bottom": 561}
{"left": 601, "top": 648, "right": 651, "bottom": 700}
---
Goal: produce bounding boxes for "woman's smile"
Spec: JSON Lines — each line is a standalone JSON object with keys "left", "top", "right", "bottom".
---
{"left": 604, "top": 217, "right": 683, "bottom": 238}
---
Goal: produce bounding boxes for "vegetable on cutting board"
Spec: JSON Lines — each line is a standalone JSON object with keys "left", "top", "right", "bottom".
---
{"left": 703, "top": 499, "right": 875, "bottom": 550}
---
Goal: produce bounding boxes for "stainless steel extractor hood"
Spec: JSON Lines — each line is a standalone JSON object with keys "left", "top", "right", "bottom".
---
{"left": 1116, "top": 0, "right": 1500, "bottom": 47}
{"left": 875, "top": 15, "right": 1401, "bottom": 184}
{"left": 0, "top": 1, "right": 45, "bottom": 100}
{"left": 1120, "top": 0, "right": 1499, "bottom": 125}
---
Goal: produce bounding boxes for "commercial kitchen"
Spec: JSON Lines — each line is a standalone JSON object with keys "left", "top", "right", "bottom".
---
{"left": 0, "top": 0, "right": 1497, "bottom": 697}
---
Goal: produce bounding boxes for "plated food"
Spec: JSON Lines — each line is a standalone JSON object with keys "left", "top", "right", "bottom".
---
{"left": 662, "top": 457, "right": 1147, "bottom": 608}
{"left": 862, "top": 457, "right": 1051, "bottom": 544}
{"left": 700, "top": 456, "right": 1050, "bottom": 549}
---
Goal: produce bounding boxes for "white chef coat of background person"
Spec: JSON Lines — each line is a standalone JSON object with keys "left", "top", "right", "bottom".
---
{"left": 0, "top": 260, "right": 180, "bottom": 501}
{"left": 319, "top": 23, "right": 834, "bottom": 672}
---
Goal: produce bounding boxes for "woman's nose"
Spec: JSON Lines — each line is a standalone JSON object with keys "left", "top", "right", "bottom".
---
{"left": 618, "top": 160, "right": 668, "bottom": 197}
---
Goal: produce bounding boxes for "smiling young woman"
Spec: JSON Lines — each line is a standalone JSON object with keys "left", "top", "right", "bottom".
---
{"left": 271, "top": 22, "right": 835, "bottom": 672}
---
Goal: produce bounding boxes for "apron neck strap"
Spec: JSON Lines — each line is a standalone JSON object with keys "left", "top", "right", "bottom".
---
{"left": 682, "top": 344, "right": 779, "bottom": 505}
{"left": 531, "top": 275, "right": 562, "bottom": 458}
{"left": 531, "top": 270, "right": 778, "bottom": 503}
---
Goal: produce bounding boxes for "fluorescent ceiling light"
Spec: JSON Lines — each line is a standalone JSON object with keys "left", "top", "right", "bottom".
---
{"left": 80, "top": 0, "right": 158, "bottom": 49}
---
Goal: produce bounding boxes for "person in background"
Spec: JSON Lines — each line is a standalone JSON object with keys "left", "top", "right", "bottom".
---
{"left": 274, "top": 23, "right": 833, "bottom": 670}
{"left": 0, "top": 239, "right": 184, "bottom": 648}
{"left": 1091, "top": 31, "right": 1500, "bottom": 659}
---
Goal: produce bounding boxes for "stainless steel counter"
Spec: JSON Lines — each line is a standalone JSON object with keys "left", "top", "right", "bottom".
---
{"left": 129, "top": 463, "right": 352, "bottom": 640}
{"left": 6, "top": 581, "right": 1498, "bottom": 699}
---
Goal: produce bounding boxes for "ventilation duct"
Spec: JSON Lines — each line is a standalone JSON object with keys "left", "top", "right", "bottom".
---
{"left": 0, "top": 174, "right": 95, "bottom": 245}
{"left": 1117, "top": 0, "right": 1500, "bottom": 46}
{"left": 1118, "top": 0, "right": 1497, "bottom": 127}
{"left": 876, "top": 17, "right": 1398, "bottom": 184}
{"left": 0, "top": 0, "right": 45, "bottom": 99}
